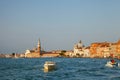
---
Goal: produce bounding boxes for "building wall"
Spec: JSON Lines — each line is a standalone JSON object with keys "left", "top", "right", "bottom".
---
{"left": 89, "top": 41, "right": 120, "bottom": 58}
{"left": 90, "top": 43, "right": 99, "bottom": 55}
{"left": 25, "top": 52, "right": 40, "bottom": 58}
{"left": 41, "top": 53, "right": 59, "bottom": 57}
{"left": 116, "top": 40, "right": 120, "bottom": 53}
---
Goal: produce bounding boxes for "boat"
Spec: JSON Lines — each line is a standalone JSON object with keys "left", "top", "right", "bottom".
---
{"left": 105, "top": 61, "right": 120, "bottom": 68}
{"left": 44, "top": 61, "right": 56, "bottom": 72}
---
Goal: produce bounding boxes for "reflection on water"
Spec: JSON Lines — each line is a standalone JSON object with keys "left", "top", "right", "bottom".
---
{"left": 0, "top": 58, "right": 120, "bottom": 80}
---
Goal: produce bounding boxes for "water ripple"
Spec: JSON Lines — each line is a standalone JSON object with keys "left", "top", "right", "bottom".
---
{"left": 0, "top": 58, "right": 120, "bottom": 80}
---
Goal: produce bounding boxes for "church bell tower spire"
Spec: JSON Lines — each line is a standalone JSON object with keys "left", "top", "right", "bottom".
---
{"left": 37, "top": 38, "right": 41, "bottom": 54}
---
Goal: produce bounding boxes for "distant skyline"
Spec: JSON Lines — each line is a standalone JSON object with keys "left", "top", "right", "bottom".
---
{"left": 0, "top": 0, "right": 120, "bottom": 53}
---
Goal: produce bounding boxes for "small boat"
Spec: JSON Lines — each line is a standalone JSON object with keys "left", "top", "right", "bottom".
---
{"left": 105, "top": 61, "right": 120, "bottom": 68}
{"left": 44, "top": 61, "right": 56, "bottom": 72}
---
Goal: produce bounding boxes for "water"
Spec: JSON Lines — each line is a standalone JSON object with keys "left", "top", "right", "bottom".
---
{"left": 0, "top": 58, "right": 120, "bottom": 80}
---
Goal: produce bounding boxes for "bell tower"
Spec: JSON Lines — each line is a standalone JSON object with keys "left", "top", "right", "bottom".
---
{"left": 37, "top": 38, "right": 41, "bottom": 55}
{"left": 78, "top": 40, "right": 83, "bottom": 48}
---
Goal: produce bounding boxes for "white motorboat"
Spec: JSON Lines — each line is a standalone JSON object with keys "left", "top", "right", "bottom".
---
{"left": 105, "top": 61, "right": 120, "bottom": 68}
{"left": 44, "top": 61, "right": 56, "bottom": 72}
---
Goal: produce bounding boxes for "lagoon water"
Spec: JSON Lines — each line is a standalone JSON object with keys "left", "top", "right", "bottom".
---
{"left": 0, "top": 58, "right": 120, "bottom": 80}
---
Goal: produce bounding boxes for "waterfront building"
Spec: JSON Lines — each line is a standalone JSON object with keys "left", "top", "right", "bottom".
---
{"left": 41, "top": 52, "right": 59, "bottom": 57}
{"left": 5, "top": 54, "right": 11, "bottom": 58}
{"left": 25, "top": 39, "right": 41, "bottom": 58}
{"left": 83, "top": 47, "right": 90, "bottom": 57}
{"left": 110, "top": 43, "right": 117, "bottom": 58}
{"left": 20, "top": 53, "right": 25, "bottom": 58}
{"left": 64, "top": 50, "right": 73, "bottom": 57}
{"left": 70, "top": 40, "right": 90, "bottom": 57}
{"left": 90, "top": 42, "right": 111, "bottom": 58}
{"left": 116, "top": 40, "right": 120, "bottom": 59}
{"left": 73, "top": 40, "right": 84, "bottom": 56}
{"left": 89, "top": 40, "right": 120, "bottom": 58}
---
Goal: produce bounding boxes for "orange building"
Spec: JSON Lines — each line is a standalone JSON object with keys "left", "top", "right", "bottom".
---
{"left": 90, "top": 42, "right": 111, "bottom": 58}
{"left": 90, "top": 43, "right": 100, "bottom": 55}
{"left": 90, "top": 40, "right": 120, "bottom": 58}
{"left": 116, "top": 40, "right": 120, "bottom": 59}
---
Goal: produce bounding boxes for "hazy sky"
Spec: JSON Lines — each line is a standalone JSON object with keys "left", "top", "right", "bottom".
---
{"left": 0, "top": 0, "right": 120, "bottom": 53}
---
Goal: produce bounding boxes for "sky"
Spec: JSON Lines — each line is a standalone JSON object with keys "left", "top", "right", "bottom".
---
{"left": 0, "top": 0, "right": 120, "bottom": 53}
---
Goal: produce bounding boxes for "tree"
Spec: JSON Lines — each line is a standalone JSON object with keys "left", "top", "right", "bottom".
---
{"left": 12, "top": 53, "right": 15, "bottom": 56}
{"left": 59, "top": 50, "right": 66, "bottom": 57}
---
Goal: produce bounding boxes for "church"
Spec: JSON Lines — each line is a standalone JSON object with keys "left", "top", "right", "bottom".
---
{"left": 25, "top": 39, "right": 41, "bottom": 58}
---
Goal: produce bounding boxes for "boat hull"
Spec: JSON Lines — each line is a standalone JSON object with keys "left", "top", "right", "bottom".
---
{"left": 44, "top": 61, "right": 56, "bottom": 72}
